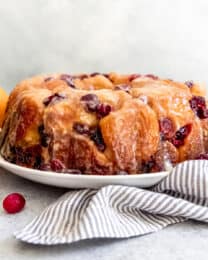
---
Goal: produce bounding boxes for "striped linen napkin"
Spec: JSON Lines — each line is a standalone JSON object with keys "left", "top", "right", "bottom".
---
{"left": 14, "top": 160, "right": 208, "bottom": 245}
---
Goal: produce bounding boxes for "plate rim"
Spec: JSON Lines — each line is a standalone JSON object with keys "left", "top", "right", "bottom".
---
{"left": 0, "top": 155, "right": 169, "bottom": 180}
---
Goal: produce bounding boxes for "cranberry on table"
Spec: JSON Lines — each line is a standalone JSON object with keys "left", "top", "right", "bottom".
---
{"left": 3, "top": 193, "right": 25, "bottom": 214}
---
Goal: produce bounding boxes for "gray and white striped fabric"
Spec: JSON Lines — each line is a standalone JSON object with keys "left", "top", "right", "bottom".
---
{"left": 14, "top": 160, "right": 208, "bottom": 245}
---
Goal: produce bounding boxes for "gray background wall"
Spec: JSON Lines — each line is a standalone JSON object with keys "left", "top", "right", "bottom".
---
{"left": 0, "top": 0, "right": 208, "bottom": 92}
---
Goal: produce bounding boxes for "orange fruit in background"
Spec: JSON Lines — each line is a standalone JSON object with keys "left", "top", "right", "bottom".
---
{"left": 0, "top": 87, "right": 8, "bottom": 127}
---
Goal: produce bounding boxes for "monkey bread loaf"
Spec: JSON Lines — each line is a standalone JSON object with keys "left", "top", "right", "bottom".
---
{"left": 0, "top": 73, "right": 208, "bottom": 175}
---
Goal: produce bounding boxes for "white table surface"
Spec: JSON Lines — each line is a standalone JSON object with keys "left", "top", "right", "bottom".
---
{"left": 0, "top": 168, "right": 208, "bottom": 260}
{"left": 1, "top": 0, "right": 208, "bottom": 259}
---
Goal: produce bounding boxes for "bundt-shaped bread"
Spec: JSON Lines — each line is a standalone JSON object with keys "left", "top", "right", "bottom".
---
{"left": 0, "top": 73, "right": 208, "bottom": 175}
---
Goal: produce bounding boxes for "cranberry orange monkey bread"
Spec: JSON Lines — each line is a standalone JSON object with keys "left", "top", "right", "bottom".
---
{"left": 0, "top": 73, "right": 208, "bottom": 175}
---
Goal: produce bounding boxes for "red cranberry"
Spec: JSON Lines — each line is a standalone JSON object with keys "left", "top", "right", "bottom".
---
{"left": 60, "top": 74, "right": 76, "bottom": 88}
{"left": 81, "top": 94, "right": 98, "bottom": 102}
{"left": 96, "top": 103, "right": 112, "bottom": 118}
{"left": 81, "top": 94, "right": 112, "bottom": 117}
{"left": 43, "top": 93, "right": 66, "bottom": 106}
{"left": 89, "top": 72, "right": 111, "bottom": 80}
{"left": 44, "top": 77, "right": 54, "bottom": 82}
{"left": 143, "top": 161, "right": 155, "bottom": 172}
{"left": 189, "top": 96, "right": 208, "bottom": 119}
{"left": 195, "top": 154, "right": 208, "bottom": 160}
{"left": 175, "top": 124, "right": 192, "bottom": 139}
{"left": 202, "top": 109, "right": 208, "bottom": 118}
{"left": 145, "top": 74, "right": 158, "bottom": 80}
{"left": 3, "top": 193, "right": 25, "bottom": 214}
{"left": 115, "top": 84, "right": 130, "bottom": 92}
{"left": 196, "top": 108, "right": 208, "bottom": 119}
{"left": 190, "top": 96, "right": 206, "bottom": 110}
{"left": 142, "top": 157, "right": 160, "bottom": 173}
{"left": 50, "top": 159, "right": 65, "bottom": 172}
{"left": 102, "top": 73, "right": 113, "bottom": 82}
{"left": 90, "top": 127, "right": 106, "bottom": 151}
{"left": 41, "top": 160, "right": 64, "bottom": 172}
{"left": 159, "top": 118, "right": 175, "bottom": 140}
{"left": 90, "top": 72, "right": 100, "bottom": 77}
{"left": 73, "top": 123, "right": 106, "bottom": 151}
{"left": 185, "top": 81, "right": 194, "bottom": 88}
{"left": 103, "top": 73, "right": 109, "bottom": 78}
{"left": 79, "top": 74, "right": 88, "bottom": 80}
{"left": 128, "top": 74, "right": 141, "bottom": 81}
{"left": 171, "top": 138, "right": 184, "bottom": 148}
{"left": 73, "top": 123, "right": 90, "bottom": 135}
{"left": 80, "top": 94, "right": 99, "bottom": 112}
{"left": 171, "top": 124, "right": 192, "bottom": 148}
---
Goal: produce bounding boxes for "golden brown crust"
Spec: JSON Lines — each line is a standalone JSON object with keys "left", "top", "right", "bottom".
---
{"left": 0, "top": 73, "right": 207, "bottom": 174}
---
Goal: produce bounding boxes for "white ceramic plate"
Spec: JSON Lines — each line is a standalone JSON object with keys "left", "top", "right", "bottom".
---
{"left": 0, "top": 156, "right": 169, "bottom": 189}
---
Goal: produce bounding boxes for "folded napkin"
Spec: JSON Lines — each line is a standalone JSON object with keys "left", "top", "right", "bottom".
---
{"left": 14, "top": 160, "right": 208, "bottom": 245}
